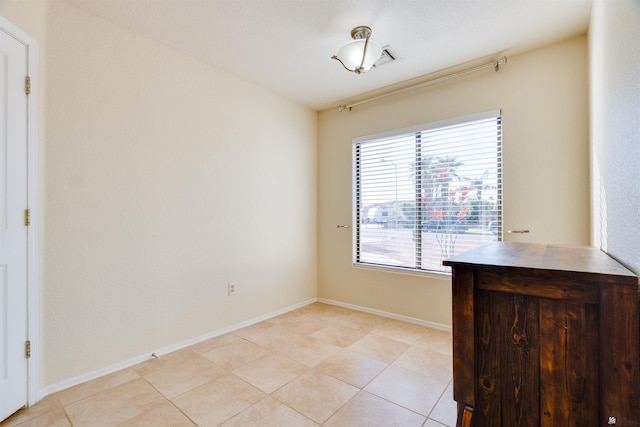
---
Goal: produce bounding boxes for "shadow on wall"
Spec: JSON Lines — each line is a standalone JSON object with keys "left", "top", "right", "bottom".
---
{"left": 592, "top": 155, "right": 608, "bottom": 252}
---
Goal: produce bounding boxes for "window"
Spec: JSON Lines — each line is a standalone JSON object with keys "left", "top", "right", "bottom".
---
{"left": 353, "top": 111, "right": 502, "bottom": 274}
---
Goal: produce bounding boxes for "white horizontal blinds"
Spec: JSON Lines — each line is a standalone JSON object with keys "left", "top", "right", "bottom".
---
{"left": 356, "top": 133, "right": 418, "bottom": 268}
{"left": 354, "top": 111, "right": 502, "bottom": 274}
{"left": 419, "top": 116, "right": 502, "bottom": 272}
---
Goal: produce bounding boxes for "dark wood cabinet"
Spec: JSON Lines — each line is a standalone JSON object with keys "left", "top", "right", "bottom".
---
{"left": 443, "top": 242, "right": 640, "bottom": 426}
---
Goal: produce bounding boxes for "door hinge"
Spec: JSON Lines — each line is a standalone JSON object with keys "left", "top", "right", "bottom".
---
{"left": 25, "top": 340, "right": 31, "bottom": 359}
{"left": 25, "top": 209, "right": 31, "bottom": 226}
{"left": 25, "top": 76, "right": 31, "bottom": 95}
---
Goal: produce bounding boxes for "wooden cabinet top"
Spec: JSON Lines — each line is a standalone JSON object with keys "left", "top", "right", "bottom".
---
{"left": 443, "top": 242, "right": 638, "bottom": 285}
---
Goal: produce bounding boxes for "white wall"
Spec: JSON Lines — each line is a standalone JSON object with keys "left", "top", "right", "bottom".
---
{"left": 590, "top": 0, "right": 640, "bottom": 274}
{"left": 2, "top": 0, "right": 318, "bottom": 389}
{"left": 318, "top": 36, "right": 590, "bottom": 326}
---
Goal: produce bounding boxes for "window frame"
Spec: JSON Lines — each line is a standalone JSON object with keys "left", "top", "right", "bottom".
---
{"left": 352, "top": 110, "right": 503, "bottom": 276}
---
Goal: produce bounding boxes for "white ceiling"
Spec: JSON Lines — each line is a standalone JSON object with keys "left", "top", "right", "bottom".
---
{"left": 63, "top": 0, "right": 592, "bottom": 110}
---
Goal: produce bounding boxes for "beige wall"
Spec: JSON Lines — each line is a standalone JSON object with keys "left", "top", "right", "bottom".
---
{"left": 590, "top": 0, "right": 640, "bottom": 274}
{"left": 318, "top": 36, "right": 590, "bottom": 327}
{"left": 2, "top": 1, "right": 318, "bottom": 388}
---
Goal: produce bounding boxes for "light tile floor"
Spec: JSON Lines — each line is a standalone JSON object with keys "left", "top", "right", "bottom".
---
{"left": 2, "top": 303, "right": 457, "bottom": 427}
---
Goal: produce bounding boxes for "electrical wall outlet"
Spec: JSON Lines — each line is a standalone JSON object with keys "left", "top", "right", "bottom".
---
{"left": 227, "top": 283, "right": 236, "bottom": 296}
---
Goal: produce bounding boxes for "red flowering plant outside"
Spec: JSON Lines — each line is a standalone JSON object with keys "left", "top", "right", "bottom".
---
{"left": 419, "top": 156, "right": 474, "bottom": 261}
{"left": 412, "top": 154, "right": 498, "bottom": 265}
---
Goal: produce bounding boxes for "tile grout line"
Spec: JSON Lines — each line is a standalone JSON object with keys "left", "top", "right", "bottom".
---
{"left": 137, "top": 375, "right": 199, "bottom": 427}
{"left": 424, "top": 376, "right": 455, "bottom": 426}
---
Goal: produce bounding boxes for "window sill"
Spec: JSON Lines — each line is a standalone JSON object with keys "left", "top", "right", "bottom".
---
{"left": 352, "top": 262, "right": 452, "bottom": 280}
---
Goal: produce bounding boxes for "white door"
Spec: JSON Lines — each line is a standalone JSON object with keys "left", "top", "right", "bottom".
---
{"left": 0, "top": 27, "right": 29, "bottom": 421}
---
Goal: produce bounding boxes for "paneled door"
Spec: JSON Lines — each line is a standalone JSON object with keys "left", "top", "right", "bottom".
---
{"left": 0, "top": 25, "right": 29, "bottom": 421}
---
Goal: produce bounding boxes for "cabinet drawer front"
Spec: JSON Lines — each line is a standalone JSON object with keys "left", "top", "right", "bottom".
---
{"left": 475, "top": 270, "right": 600, "bottom": 304}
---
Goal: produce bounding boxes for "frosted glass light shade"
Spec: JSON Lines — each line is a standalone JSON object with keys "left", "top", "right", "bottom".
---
{"left": 335, "top": 39, "right": 383, "bottom": 73}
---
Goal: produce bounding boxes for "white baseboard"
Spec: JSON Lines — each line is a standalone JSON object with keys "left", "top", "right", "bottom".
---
{"left": 37, "top": 298, "right": 317, "bottom": 400}
{"left": 37, "top": 296, "right": 449, "bottom": 401}
{"left": 317, "top": 298, "right": 452, "bottom": 332}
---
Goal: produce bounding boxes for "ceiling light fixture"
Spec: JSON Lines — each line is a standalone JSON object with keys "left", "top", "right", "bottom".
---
{"left": 332, "top": 26, "right": 383, "bottom": 74}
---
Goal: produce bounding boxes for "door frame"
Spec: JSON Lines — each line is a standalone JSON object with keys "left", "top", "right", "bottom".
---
{"left": 0, "top": 15, "right": 39, "bottom": 407}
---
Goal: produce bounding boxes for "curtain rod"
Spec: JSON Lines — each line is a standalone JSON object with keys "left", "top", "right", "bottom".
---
{"left": 337, "top": 56, "right": 507, "bottom": 112}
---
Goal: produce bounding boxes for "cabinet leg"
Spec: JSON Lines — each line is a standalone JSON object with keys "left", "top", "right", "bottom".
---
{"left": 456, "top": 403, "right": 474, "bottom": 427}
